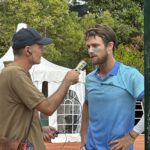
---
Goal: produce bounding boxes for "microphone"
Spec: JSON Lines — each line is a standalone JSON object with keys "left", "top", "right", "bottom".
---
{"left": 75, "top": 60, "right": 87, "bottom": 71}
{"left": 53, "top": 131, "right": 60, "bottom": 136}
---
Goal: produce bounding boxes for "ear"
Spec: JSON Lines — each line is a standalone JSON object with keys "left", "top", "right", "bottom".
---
{"left": 24, "top": 46, "right": 31, "bottom": 56}
{"left": 107, "top": 42, "right": 114, "bottom": 53}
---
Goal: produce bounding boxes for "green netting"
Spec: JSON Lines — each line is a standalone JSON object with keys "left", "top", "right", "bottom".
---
{"left": 40, "top": 118, "right": 49, "bottom": 126}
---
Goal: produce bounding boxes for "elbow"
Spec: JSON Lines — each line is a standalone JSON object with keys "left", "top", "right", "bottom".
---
{"left": 44, "top": 108, "right": 54, "bottom": 116}
{"left": 36, "top": 100, "right": 55, "bottom": 116}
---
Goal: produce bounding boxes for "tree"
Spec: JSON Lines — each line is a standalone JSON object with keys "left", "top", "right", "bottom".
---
{"left": 0, "top": 0, "right": 144, "bottom": 72}
{"left": 85, "top": 0, "right": 144, "bottom": 51}
{"left": 83, "top": 0, "right": 144, "bottom": 72}
{"left": 115, "top": 44, "right": 144, "bottom": 73}
{"left": 0, "top": 0, "right": 87, "bottom": 68}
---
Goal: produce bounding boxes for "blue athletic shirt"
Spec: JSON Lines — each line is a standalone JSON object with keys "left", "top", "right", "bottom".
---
{"left": 85, "top": 61, "right": 144, "bottom": 150}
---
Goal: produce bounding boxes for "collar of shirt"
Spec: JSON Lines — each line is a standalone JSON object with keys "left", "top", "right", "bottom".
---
{"left": 94, "top": 61, "right": 120, "bottom": 79}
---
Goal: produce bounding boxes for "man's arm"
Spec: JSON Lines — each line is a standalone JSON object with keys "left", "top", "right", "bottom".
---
{"left": 80, "top": 101, "right": 89, "bottom": 149}
{"left": 110, "top": 98, "right": 144, "bottom": 150}
{"left": 36, "top": 70, "right": 79, "bottom": 116}
{"left": 130, "top": 99, "right": 144, "bottom": 138}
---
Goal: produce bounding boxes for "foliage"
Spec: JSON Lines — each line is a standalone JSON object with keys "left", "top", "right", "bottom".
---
{"left": 0, "top": 0, "right": 144, "bottom": 72}
{"left": 115, "top": 44, "right": 144, "bottom": 74}
{"left": 85, "top": 0, "right": 144, "bottom": 51}
{"left": 0, "top": 0, "right": 84, "bottom": 68}
{"left": 98, "top": 10, "right": 115, "bottom": 27}
{"left": 83, "top": 0, "right": 144, "bottom": 73}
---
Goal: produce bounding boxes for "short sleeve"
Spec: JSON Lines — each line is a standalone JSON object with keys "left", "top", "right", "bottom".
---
{"left": 11, "top": 69, "right": 45, "bottom": 109}
{"left": 128, "top": 69, "right": 144, "bottom": 101}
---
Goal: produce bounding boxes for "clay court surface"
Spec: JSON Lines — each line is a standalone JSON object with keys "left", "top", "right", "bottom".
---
{"left": 45, "top": 135, "right": 144, "bottom": 150}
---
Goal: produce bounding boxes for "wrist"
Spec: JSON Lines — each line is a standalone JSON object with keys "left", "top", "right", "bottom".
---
{"left": 63, "top": 77, "right": 72, "bottom": 86}
{"left": 129, "top": 130, "right": 139, "bottom": 140}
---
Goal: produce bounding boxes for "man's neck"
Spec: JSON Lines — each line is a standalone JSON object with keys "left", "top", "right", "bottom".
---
{"left": 14, "top": 56, "right": 32, "bottom": 73}
{"left": 98, "top": 58, "right": 116, "bottom": 77}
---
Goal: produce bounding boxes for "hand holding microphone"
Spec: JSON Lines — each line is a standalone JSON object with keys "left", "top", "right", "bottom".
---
{"left": 64, "top": 60, "right": 87, "bottom": 85}
{"left": 75, "top": 60, "right": 87, "bottom": 71}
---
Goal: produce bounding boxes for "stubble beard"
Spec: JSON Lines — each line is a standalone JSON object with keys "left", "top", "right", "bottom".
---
{"left": 93, "top": 51, "right": 108, "bottom": 66}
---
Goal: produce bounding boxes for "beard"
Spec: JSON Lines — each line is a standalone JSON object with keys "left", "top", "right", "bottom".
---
{"left": 91, "top": 49, "right": 108, "bottom": 65}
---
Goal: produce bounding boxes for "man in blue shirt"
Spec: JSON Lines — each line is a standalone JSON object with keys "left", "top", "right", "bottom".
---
{"left": 80, "top": 25, "right": 144, "bottom": 150}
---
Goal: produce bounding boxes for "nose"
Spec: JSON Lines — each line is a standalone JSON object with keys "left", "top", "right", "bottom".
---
{"left": 88, "top": 46, "right": 95, "bottom": 55}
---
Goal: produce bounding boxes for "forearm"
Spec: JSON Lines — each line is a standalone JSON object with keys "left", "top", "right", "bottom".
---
{"left": 36, "top": 78, "right": 71, "bottom": 116}
{"left": 81, "top": 101, "right": 89, "bottom": 140}
{"left": 133, "top": 114, "right": 144, "bottom": 134}
{"left": 109, "top": 114, "right": 144, "bottom": 150}
{"left": 46, "top": 79, "right": 72, "bottom": 114}
{"left": 36, "top": 69, "right": 79, "bottom": 115}
{"left": 129, "top": 100, "right": 144, "bottom": 139}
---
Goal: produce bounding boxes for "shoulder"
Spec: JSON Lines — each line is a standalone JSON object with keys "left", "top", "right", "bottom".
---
{"left": 118, "top": 63, "right": 144, "bottom": 83}
{"left": 86, "top": 69, "right": 97, "bottom": 79}
{"left": 1, "top": 64, "right": 27, "bottom": 79}
{"left": 2, "top": 64, "right": 20, "bottom": 71}
{"left": 119, "top": 63, "right": 142, "bottom": 76}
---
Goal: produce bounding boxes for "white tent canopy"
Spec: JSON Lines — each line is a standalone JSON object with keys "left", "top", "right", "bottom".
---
{"left": 0, "top": 23, "right": 86, "bottom": 142}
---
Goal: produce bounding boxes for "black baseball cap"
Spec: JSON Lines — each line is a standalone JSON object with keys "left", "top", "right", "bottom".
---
{"left": 12, "top": 27, "right": 53, "bottom": 49}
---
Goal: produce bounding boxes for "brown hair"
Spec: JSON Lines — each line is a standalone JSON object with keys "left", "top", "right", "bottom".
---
{"left": 85, "top": 24, "right": 117, "bottom": 51}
